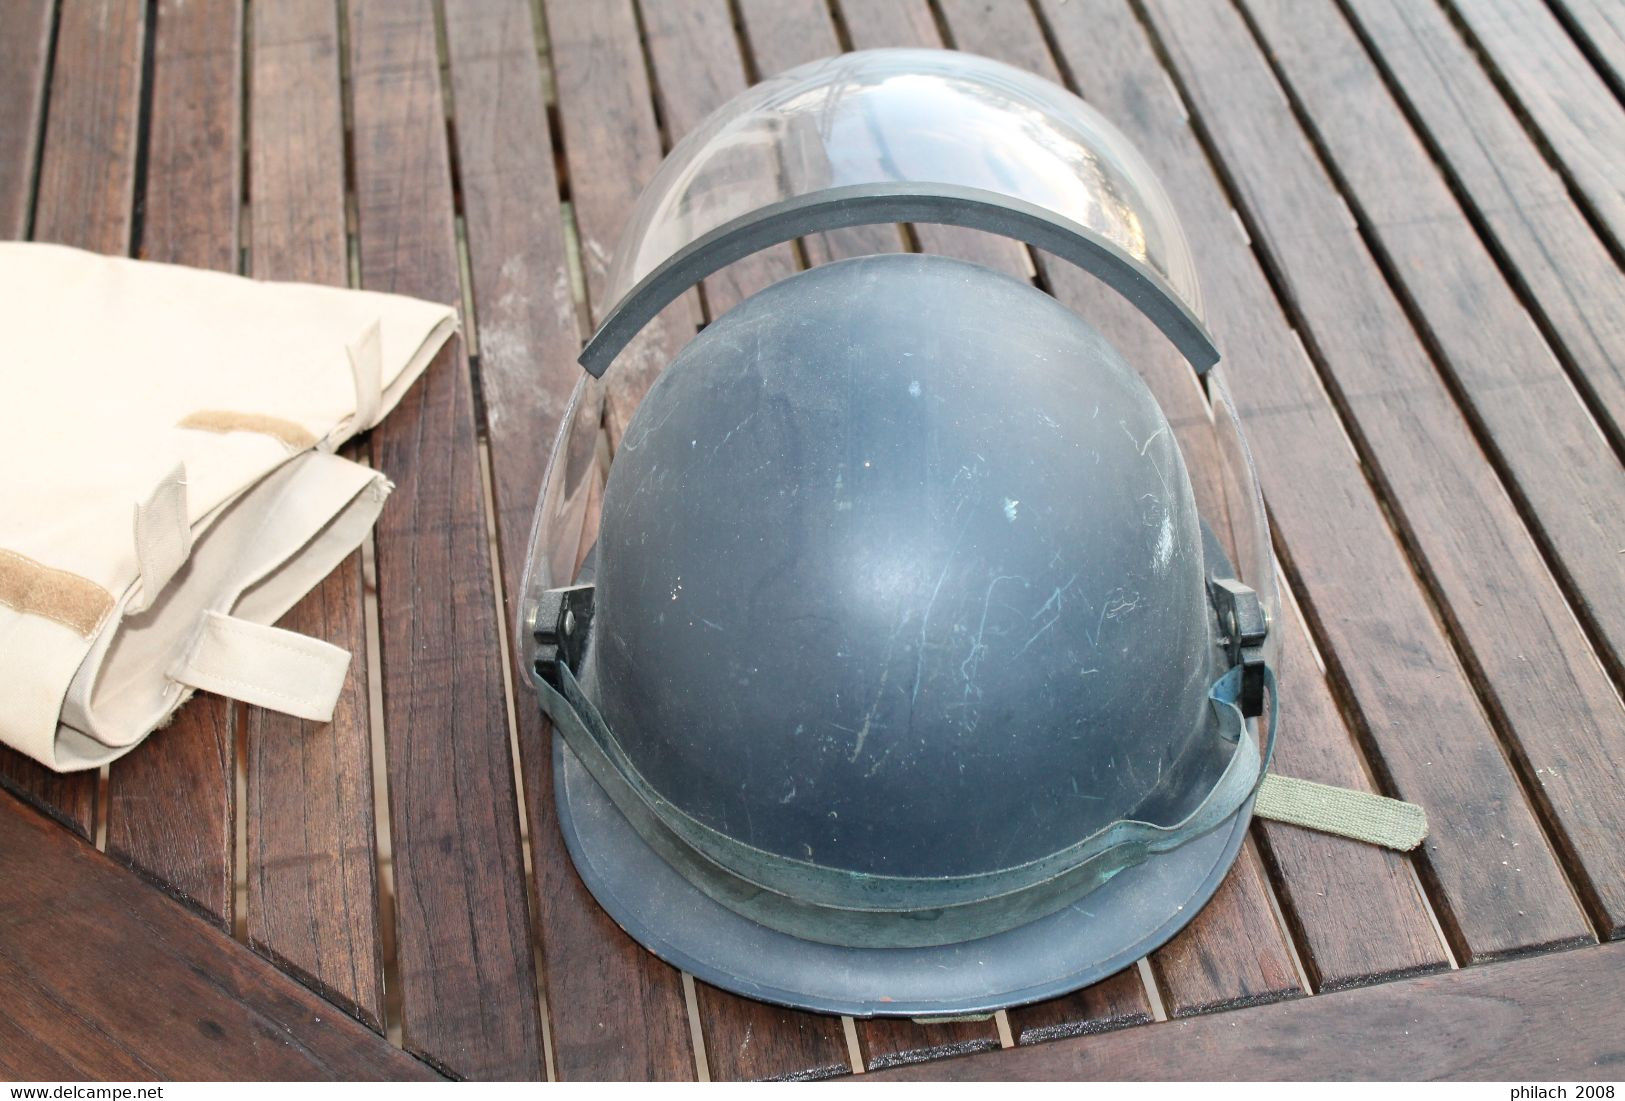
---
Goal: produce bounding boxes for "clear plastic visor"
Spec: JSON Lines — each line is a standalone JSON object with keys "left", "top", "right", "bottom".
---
{"left": 601, "top": 48, "right": 1203, "bottom": 317}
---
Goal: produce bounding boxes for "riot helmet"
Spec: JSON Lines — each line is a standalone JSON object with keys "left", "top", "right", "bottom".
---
{"left": 521, "top": 48, "right": 1280, "bottom": 1017}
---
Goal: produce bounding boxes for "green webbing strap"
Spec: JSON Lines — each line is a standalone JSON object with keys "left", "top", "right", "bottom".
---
{"left": 1252, "top": 773, "right": 1428, "bottom": 851}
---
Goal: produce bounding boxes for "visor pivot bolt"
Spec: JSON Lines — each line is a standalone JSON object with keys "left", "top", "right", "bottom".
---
{"left": 1209, "top": 577, "right": 1268, "bottom": 719}
{"left": 532, "top": 584, "right": 595, "bottom": 689}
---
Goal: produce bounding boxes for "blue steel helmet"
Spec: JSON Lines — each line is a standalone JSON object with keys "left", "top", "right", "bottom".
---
{"left": 521, "top": 49, "right": 1279, "bottom": 1018}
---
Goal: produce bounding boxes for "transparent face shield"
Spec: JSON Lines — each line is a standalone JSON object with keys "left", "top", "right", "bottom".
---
{"left": 520, "top": 49, "right": 1280, "bottom": 954}
{"left": 522, "top": 48, "right": 1276, "bottom": 675}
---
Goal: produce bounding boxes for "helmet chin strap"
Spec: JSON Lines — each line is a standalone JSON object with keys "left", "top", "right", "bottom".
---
{"left": 1253, "top": 774, "right": 1428, "bottom": 852}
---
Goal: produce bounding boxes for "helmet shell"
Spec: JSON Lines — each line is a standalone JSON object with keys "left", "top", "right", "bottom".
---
{"left": 584, "top": 254, "right": 1221, "bottom": 885}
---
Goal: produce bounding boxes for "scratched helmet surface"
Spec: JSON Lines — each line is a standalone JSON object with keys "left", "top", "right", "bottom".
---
{"left": 520, "top": 49, "right": 1279, "bottom": 1017}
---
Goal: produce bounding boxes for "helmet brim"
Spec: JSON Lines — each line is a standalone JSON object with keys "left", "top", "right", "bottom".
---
{"left": 554, "top": 731, "right": 1254, "bottom": 1018}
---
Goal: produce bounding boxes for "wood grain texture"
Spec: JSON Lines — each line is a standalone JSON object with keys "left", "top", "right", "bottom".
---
{"left": 1241, "top": 0, "right": 1625, "bottom": 937}
{"left": 1257, "top": 591, "right": 1450, "bottom": 989}
{"left": 1550, "top": 0, "right": 1625, "bottom": 96}
{"left": 0, "top": 0, "right": 54, "bottom": 237}
{"left": 695, "top": 983, "right": 850, "bottom": 1081}
{"left": 448, "top": 0, "right": 694, "bottom": 1080}
{"left": 0, "top": 749, "right": 97, "bottom": 842}
{"left": 104, "top": 0, "right": 241, "bottom": 934}
{"left": 245, "top": 557, "right": 385, "bottom": 1031}
{"left": 872, "top": 940, "right": 1625, "bottom": 1080}
{"left": 247, "top": 0, "right": 349, "bottom": 289}
{"left": 243, "top": 0, "right": 385, "bottom": 1033}
{"left": 530, "top": 0, "right": 700, "bottom": 1079}
{"left": 1342, "top": 0, "right": 1625, "bottom": 478}
{"left": 0, "top": 793, "right": 440, "bottom": 1081}
{"left": 348, "top": 0, "right": 542, "bottom": 1078}
{"left": 545, "top": 0, "right": 692, "bottom": 442}
{"left": 1144, "top": 0, "right": 1614, "bottom": 945}
{"left": 0, "top": 0, "right": 148, "bottom": 840}
{"left": 934, "top": 0, "right": 1303, "bottom": 1014}
{"left": 638, "top": 0, "right": 798, "bottom": 317}
{"left": 132, "top": 0, "right": 240, "bottom": 271}
{"left": 30, "top": 0, "right": 143, "bottom": 254}
{"left": 1038, "top": 0, "right": 1590, "bottom": 962}
{"left": 1244, "top": 0, "right": 1625, "bottom": 677}
{"left": 1449, "top": 0, "right": 1625, "bottom": 254}
{"left": 1005, "top": 968, "right": 1152, "bottom": 1046}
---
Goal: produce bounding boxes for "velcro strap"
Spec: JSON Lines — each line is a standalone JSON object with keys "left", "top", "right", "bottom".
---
{"left": 169, "top": 610, "right": 350, "bottom": 722}
{"left": 130, "top": 462, "right": 193, "bottom": 614}
{"left": 1254, "top": 773, "right": 1428, "bottom": 851}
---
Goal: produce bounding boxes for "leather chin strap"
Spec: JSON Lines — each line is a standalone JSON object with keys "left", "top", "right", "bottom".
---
{"left": 537, "top": 659, "right": 1274, "bottom": 950}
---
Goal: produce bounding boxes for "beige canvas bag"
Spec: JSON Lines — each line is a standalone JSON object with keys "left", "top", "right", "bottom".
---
{"left": 0, "top": 242, "right": 457, "bottom": 772}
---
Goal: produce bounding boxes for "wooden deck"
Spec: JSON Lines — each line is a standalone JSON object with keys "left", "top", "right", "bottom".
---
{"left": 1, "top": 0, "right": 1621, "bottom": 1082}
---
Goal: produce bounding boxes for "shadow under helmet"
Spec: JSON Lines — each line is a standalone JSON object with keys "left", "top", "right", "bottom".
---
{"left": 521, "top": 48, "right": 1280, "bottom": 1017}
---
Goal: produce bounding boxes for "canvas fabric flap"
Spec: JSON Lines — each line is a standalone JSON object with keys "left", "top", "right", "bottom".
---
{"left": 0, "top": 242, "right": 456, "bottom": 771}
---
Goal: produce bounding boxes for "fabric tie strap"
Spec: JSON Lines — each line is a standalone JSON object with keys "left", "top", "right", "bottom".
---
{"left": 169, "top": 609, "right": 350, "bottom": 722}
{"left": 345, "top": 319, "right": 384, "bottom": 440}
{"left": 131, "top": 463, "right": 193, "bottom": 614}
{"left": 1253, "top": 773, "right": 1428, "bottom": 851}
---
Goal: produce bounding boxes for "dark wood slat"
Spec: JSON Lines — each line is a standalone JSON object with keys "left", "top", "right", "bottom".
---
{"left": 244, "top": 0, "right": 386, "bottom": 1033}
{"left": 1257, "top": 592, "right": 1450, "bottom": 990}
{"left": 1247, "top": 0, "right": 1625, "bottom": 681}
{"left": 1037, "top": 0, "right": 1591, "bottom": 962}
{"left": 104, "top": 695, "right": 234, "bottom": 925}
{"left": 734, "top": 0, "right": 904, "bottom": 262}
{"left": 30, "top": 0, "right": 143, "bottom": 254}
{"left": 695, "top": 983, "right": 851, "bottom": 1081}
{"left": 247, "top": 0, "right": 349, "bottom": 288}
{"left": 0, "top": 748, "right": 96, "bottom": 841}
{"left": 1241, "top": 0, "right": 1625, "bottom": 937}
{"left": 0, "top": 0, "right": 147, "bottom": 840}
{"left": 1143, "top": 0, "right": 1614, "bottom": 945}
{"left": 531, "top": 0, "right": 700, "bottom": 1079}
{"left": 0, "top": 0, "right": 53, "bottom": 237}
{"left": 1450, "top": 0, "right": 1625, "bottom": 254}
{"left": 245, "top": 558, "right": 385, "bottom": 1030}
{"left": 348, "top": 0, "right": 542, "bottom": 1078}
{"left": 447, "top": 0, "right": 694, "bottom": 1081}
{"left": 1551, "top": 0, "right": 1625, "bottom": 96}
{"left": 857, "top": 1016, "right": 1001, "bottom": 1073}
{"left": 934, "top": 0, "right": 1304, "bottom": 1015}
{"left": 103, "top": 0, "right": 241, "bottom": 934}
{"left": 873, "top": 941, "right": 1625, "bottom": 1080}
{"left": 131, "top": 0, "right": 239, "bottom": 271}
{"left": 639, "top": 0, "right": 798, "bottom": 317}
{"left": 0, "top": 792, "right": 438, "bottom": 1081}
{"left": 546, "top": 0, "right": 694, "bottom": 444}
{"left": 1342, "top": 0, "right": 1625, "bottom": 484}
{"left": 1005, "top": 968, "right": 1152, "bottom": 1046}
